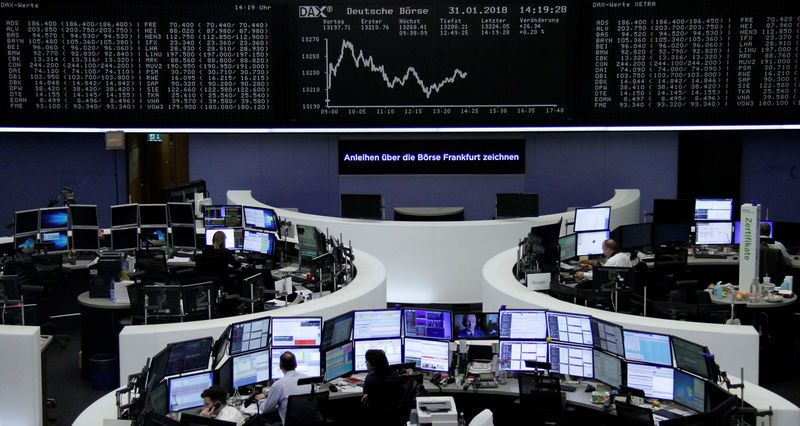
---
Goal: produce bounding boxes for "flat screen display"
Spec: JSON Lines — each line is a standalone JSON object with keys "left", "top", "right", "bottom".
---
{"left": 170, "top": 225, "right": 197, "bottom": 249}
{"left": 403, "top": 338, "right": 450, "bottom": 373}
{"left": 574, "top": 207, "right": 611, "bottom": 232}
{"left": 403, "top": 308, "right": 452, "bottom": 341}
{"left": 40, "top": 229, "right": 69, "bottom": 252}
{"left": 242, "top": 230, "right": 276, "bottom": 255}
{"left": 353, "top": 309, "right": 402, "bottom": 340}
{"left": 324, "top": 342, "right": 354, "bottom": 382}
{"left": 111, "top": 204, "right": 138, "bottom": 228}
{"left": 71, "top": 228, "right": 99, "bottom": 251}
{"left": 674, "top": 370, "right": 706, "bottom": 413}
{"left": 14, "top": 232, "right": 36, "bottom": 254}
{"left": 617, "top": 223, "right": 652, "bottom": 251}
{"left": 271, "top": 317, "right": 322, "bottom": 347}
{"left": 626, "top": 363, "right": 674, "bottom": 400}
{"left": 734, "top": 220, "right": 772, "bottom": 244}
{"left": 653, "top": 199, "right": 694, "bottom": 224}
{"left": 694, "top": 199, "right": 733, "bottom": 222}
{"left": 593, "top": 350, "right": 623, "bottom": 388}
{"left": 453, "top": 312, "right": 499, "bottom": 339}
{"left": 230, "top": 317, "right": 270, "bottom": 356}
{"left": 39, "top": 207, "right": 68, "bottom": 230}
{"left": 167, "top": 202, "right": 195, "bottom": 226}
{"left": 139, "top": 204, "right": 168, "bottom": 226}
{"left": 243, "top": 206, "right": 278, "bottom": 231}
{"left": 147, "top": 380, "right": 169, "bottom": 415}
{"left": 232, "top": 349, "right": 270, "bottom": 388}
{"left": 694, "top": 222, "right": 732, "bottom": 245}
{"left": 498, "top": 309, "right": 547, "bottom": 340}
{"left": 166, "top": 337, "right": 213, "bottom": 376}
{"left": 204, "top": 228, "right": 244, "bottom": 250}
{"left": 167, "top": 371, "right": 213, "bottom": 412}
{"left": 591, "top": 318, "right": 625, "bottom": 357}
{"left": 14, "top": 210, "right": 39, "bottom": 234}
{"left": 354, "top": 338, "right": 403, "bottom": 372}
{"left": 576, "top": 231, "right": 609, "bottom": 256}
{"left": 559, "top": 233, "right": 577, "bottom": 261}
{"left": 623, "top": 330, "right": 672, "bottom": 367}
{"left": 270, "top": 348, "right": 321, "bottom": 379}
{"left": 498, "top": 340, "right": 548, "bottom": 372}
{"left": 545, "top": 312, "right": 592, "bottom": 345}
{"left": 321, "top": 312, "right": 354, "bottom": 350}
{"left": 672, "top": 336, "right": 711, "bottom": 379}
{"left": 203, "top": 205, "right": 243, "bottom": 228}
{"left": 140, "top": 227, "right": 167, "bottom": 247}
{"left": 548, "top": 342, "right": 593, "bottom": 379}
{"left": 69, "top": 205, "right": 99, "bottom": 228}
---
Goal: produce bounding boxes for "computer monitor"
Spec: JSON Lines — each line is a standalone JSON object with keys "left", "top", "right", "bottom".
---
{"left": 111, "top": 204, "right": 139, "bottom": 228}
{"left": 353, "top": 309, "right": 402, "bottom": 340}
{"left": 203, "top": 205, "right": 242, "bottom": 228}
{"left": 68, "top": 204, "right": 99, "bottom": 228}
{"left": 403, "top": 338, "right": 450, "bottom": 373}
{"left": 243, "top": 206, "right": 278, "bottom": 232}
{"left": 453, "top": 312, "right": 499, "bottom": 339}
{"left": 495, "top": 193, "right": 539, "bottom": 218}
{"left": 212, "top": 325, "right": 231, "bottom": 368}
{"left": 270, "top": 348, "right": 321, "bottom": 379}
{"left": 40, "top": 229, "right": 69, "bottom": 253}
{"left": 576, "top": 231, "right": 609, "bottom": 256}
{"left": 593, "top": 350, "right": 623, "bottom": 388}
{"left": 140, "top": 227, "right": 168, "bottom": 247}
{"left": 403, "top": 308, "right": 452, "bottom": 341}
{"left": 591, "top": 318, "right": 625, "bottom": 357}
{"left": 167, "top": 202, "right": 195, "bottom": 226}
{"left": 548, "top": 342, "right": 593, "bottom": 379}
{"left": 242, "top": 230, "right": 276, "bottom": 255}
{"left": 14, "top": 209, "right": 39, "bottom": 234}
{"left": 146, "top": 379, "right": 169, "bottom": 416}
{"left": 324, "top": 341, "right": 355, "bottom": 382}
{"left": 170, "top": 225, "right": 197, "bottom": 250}
{"left": 167, "top": 371, "right": 213, "bottom": 412}
{"left": 340, "top": 194, "right": 383, "bottom": 220}
{"left": 545, "top": 312, "right": 592, "bottom": 345}
{"left": 626, "top": 363, "right": 675, "bottom": 400}
{"left": 232, "top": 349, "right": 270, "bottom": 388}
{"left": 734, "top": 220, "right": 773, "bottom": 244}
{"left": 652, "top": 222, "right": 692, "bottom": 247}
{"left": 671, "top": 336, "right": 711, "bottom": 379}
{"left": 321, "top": 311, "right": 354, "bottom": 350}
{"left": 215, "top": 358, "right": 233, "bottom": 394}
{"left": 166, "top": 337, "right": 213, "bottom": 376}
{"left": 203, "top": 228, "right": 243, "bottom": 250}
{"left": 529, "top": 220, "right": 562, "bottom": 248}
{"left": 694, "top": 222, "right": 732, "bottom": 245}
{"left": 623, "top": 330, "right": 672, "bottom": 367}
{"left": 653, "top": 199, "right": 694, "bottom": 224}
{"left": 147, "top": 347, "right": 170, "bottom": 390}
{"left": 71, "top": 228, "right": 99, "bottom": 251}
{"left": 559, "top": 233, "right": 577, "bottom": 261}
{"left": 296, "top": 224, "right": 321, "bottom": 250}
{"left": 498, "top": 309, "right": 547, "bottom": 340}
{"left": 353, "top": 338, "right": 403, "bottom": 372}
{"left": 39, "top": 207, "right": 68, "bottom": 230}
{"left": 14, "top": 232, "right": 37, "bottom": 254}
{"left": 694, "top": 198, "right": 733, "bottom": 222}
{"left": 140, "top": 204, "right": 168, "bottom": 226}
{"left": 674, "top": 370, "right": 707, "bottom": 413}
{"left": 271, "top": 317, "right": 322, "bottom": 347}
{"left": 498, "top": 340, "right": 548, "bottom": 372}
{"left": 616, "top": 223, "right": 653, "bottom": 251}
{"left": 574, "top": 206, "right": 611, "bottom": 232}
{"left": 230, "top": 317, "right": 270, "bottom": 356}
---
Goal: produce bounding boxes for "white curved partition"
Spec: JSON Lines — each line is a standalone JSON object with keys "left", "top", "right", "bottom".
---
{"left": 228, "top": 189, "right": 640, "bottom": 304}
{"left": 117, "top": 249, "right": 386, "bottom": 383}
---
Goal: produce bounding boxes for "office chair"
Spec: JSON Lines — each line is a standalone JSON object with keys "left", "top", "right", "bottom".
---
{"left": 651, "top": 300, "right": 698, "bottom": 321}
{"left": 517, "top": 372, "right": 564, "bottom": 425}
{"left": 759, "top": 244, "right": 786, "bottom": 282}
{"left": 135, "top": 251, "right": 169, "bottom": 283}
{"left": 284, "top": 390, "right": 330, "bottom": 426}
{"left": 369, "top": 373, "right": 424, "bottom": 426}
{"left": 142, "top": 285, "right": 183, "bottom": 324}
{"left": 125, "top": 282, "right": 146, "bottom": 325}
{"left": 614, "top": 401, "right": 654, "bottom": 426}
{"left": 180, "top": 281, "right": 213, "bottom": 321}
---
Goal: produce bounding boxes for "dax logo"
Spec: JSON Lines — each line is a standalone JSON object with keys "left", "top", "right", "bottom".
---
{"left": 299, "top": 5, "right": 333, "bottom": 18}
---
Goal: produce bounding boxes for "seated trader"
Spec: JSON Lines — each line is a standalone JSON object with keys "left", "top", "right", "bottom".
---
{"left": 576, "top": 239, "right": 632, "bottom": 281}
{"left": 761, "top": 223, "right": 792, "bottom": 266}
{"left": 249, "top": 351, "right": 311, "bottom": 424}
{"left": 457, "top": 313, "right": 486, "bottom": 338}
{"left": 199, "top": 384, "right": 245, "bottom": 426}
{"left": 198, "top": 231, "right": 242, "bottom": 294}
{"left": 361, "top": 349, "right": 399, "bottom": 412}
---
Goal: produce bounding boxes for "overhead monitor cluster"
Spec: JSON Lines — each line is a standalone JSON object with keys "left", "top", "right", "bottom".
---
{"left": 13, "top": 205, "right": 100, "bottom": 254}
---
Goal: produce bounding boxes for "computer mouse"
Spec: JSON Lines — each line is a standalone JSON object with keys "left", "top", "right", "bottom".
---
{"left": 584, "top": 384, "right": 596, "bottom": 392}
{"left": 733, "top": 256, "right": 738, "bottom": 260}
{"left": 328, "top": 383, "right": 338, "bottom": 392}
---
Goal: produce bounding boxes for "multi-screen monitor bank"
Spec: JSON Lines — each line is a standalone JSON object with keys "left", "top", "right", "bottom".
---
{"left": 132, "top": 307, "right": 722, "bottom": 421}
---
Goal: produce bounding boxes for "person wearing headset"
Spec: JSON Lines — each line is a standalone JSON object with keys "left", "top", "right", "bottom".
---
{"left": 199, "top": 384, "right": 245, "bottom": 425}
{"left": 575, "top": 239, "right": 631, "bottom": 281}
{"left": 457, "top": 313, "right": 486, "bottom": 338}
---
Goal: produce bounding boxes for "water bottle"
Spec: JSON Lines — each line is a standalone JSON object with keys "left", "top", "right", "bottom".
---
{"left": 458, "top": 412, "right": 467, "bottom": 426}
{"left": 231, "top": 387, "right": 242, "bottom": 407}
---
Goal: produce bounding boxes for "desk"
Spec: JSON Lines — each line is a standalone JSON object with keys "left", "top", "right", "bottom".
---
{"left": 77, "top": 291, "right": 131, "bottom": 381}
{"left": 393, "top": 206, "right": 465, "bottom": 221}
{"left": 707, "top": 289, "right": 797, "bottom": 308}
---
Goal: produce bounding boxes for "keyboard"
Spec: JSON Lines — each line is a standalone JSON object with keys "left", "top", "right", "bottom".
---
{"left": 693, "top": 253, "right": 727, "bottom": 259}
{"left": 654, "top": 409, "right": 681, "bottom": 419}
{"left": 560, "top": 384, "right": 577, "bottom": 392}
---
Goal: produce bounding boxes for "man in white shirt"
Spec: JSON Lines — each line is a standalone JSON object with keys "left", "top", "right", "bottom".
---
{"left": 251, "top": 351, "right": 311, "bottom": 424}
{"left": 761, "top": 223, "right": 792, "bottom": 266}
{"left": 198, "top": 385, "right": 245, "bottom": 426}
{"left": 576, "top": 239, "right": 632, "bottom": 281}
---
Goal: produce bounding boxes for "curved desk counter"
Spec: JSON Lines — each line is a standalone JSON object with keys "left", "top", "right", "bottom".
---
{"left": 117, "top": 249, "right": 386, "bottom": 384}
{"left": 228, "top": 188, "right": 640, "bottom": 304}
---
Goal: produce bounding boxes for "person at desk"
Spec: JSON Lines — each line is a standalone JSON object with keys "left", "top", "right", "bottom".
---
{"left": 575, "top": 239, "right": 632, "bottom": 281}
{"left": 761, "top": 223, "right": 792, "bottom": 266}
{"left": 205, "top": 231, "right": 242, "bottom": 272}
{"left": 199, "top": 384, "right": 245, "bottom": 426}
{"left": 250, "top": 351, "right": 310, "bottom": 424}
{"left": 457, "top": 313, "right": 486, "bottom": 338}
{"left": 361, "top": 349, "right": 398, "bottom": 411}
